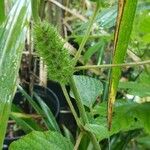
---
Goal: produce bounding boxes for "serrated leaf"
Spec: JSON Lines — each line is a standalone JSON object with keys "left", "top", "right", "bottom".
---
{"left": 71, "top": 75, "right": 103, "bottom": 108}
{"left": 9, "top": 131, "right": 73, "bottom": 150}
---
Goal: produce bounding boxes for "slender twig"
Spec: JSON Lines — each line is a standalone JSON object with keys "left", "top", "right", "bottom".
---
{"left": 61, "top": 84, "right": 81, "bottom": 128}
{"left": 74, "top": 2, "right": 100, "bottom": 65}
{"left": 47, "top": 0, "right": 87, "bottom": 22}
{"left": 10, "top": 112, "right": 41, "bottom": 119}
{"left": 75, "top": 60, "right": 150, "bottom": 70}
{"left": 74, "top": 132, "right": 84, "bottom": 150}
{"left": 67, "top": 33, "right": 110, "bottom": 40}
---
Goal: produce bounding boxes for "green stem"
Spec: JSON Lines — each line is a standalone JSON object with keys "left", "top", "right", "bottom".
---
{"left": 75, "top": 60, "right": 150, "bottom": 70}
{"left": 61, "top": 84, "right": 81, "bottom": 128}
{"left": 69, "top": 77, "right": 89, "bottom": 124}
{"left": 88, "top": 132, "right": 101, "bottom": 150}
{"left": 74, "top": 132, "right": 84, "bottom": 150}
{"left": 74, "top": 2, "right": 100, "bottom": 65}
{"left": 69, "top": 76, "right": 101, "bottom": 150}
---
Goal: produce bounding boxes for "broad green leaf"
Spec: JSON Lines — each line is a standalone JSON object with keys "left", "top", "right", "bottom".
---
{"left": 90, "top": 101, "right": 150, "bottom": 141}
{"left": 0, "top": 0, "right": 31, "bottom": 148}
{"left": 119, "top": 72, "right": 150, "bottom": 97}
{"left": 132, "top": 11, "right": 150, "bottom": 44}
{"left": 9, "top": 131, "right": 73, "bottom": 150}
{"left": 84, "top": 124, "right": 109, "bottom": 140}
{"left": 118, "top": 82, "right": 150, "bottom": 97}
{"left": 71, "top": 75, "right": 103, "bottom": 108}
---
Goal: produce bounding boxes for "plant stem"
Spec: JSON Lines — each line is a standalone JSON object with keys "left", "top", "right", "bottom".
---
{"left": 69, "top": 77, "right": 89, "bottom": 124}
{"left": 69, "top": 77, "right": 101, "bottom": 150}
{"left": 75, "top": 60, "right": 150, "bottom": 70}
{"left": 74, "top": 132, "right": 84, "bottom": 150}
{"left": 61, "top": 84, "right": 81, "bottom": 128}
{"left": 74, "top": 2, "right": 100, "bottom": 65}
{"left": 88, "top": 132, "right": 101, "bottom": 150}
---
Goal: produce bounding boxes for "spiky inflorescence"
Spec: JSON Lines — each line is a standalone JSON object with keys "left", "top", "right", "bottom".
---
{"left": 34, "top": 21, "right": 74, "bottom": 84}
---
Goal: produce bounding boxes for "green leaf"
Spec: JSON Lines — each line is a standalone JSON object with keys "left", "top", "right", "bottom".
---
{"left": 96, "top": 5, "right": 117, "bottom": 29}
{"left": 118, "top": 82, "right": 150, "bottom": 97}
{"left": 9, "top": 131, "right": 73, "bottom": 150}
{"left": 18, "top": 85, "right": 60, "bottom": 132}
{"left": 11, "top": 104, "right": 43, "bottom": 132}
{"left": 71, "top": 75, "right": 103, "bottom": 108}
{"left": 0, "top": 0, "right": 5, "bottom": 24}
{"left": 108, "top": 0, "right": 138, "bottom": 128}
{"left": 31, "top": 0, "right": 40, "bottom": 23}
{"left": 62, "top": 125, "right": 75, "bottom": 145}
{"left": 83, "top": 41, "right": 103, "bottom": 63}
{"left": 33, "top": 92, "right": 60, "bottom": 132}
{"left": 136, "top": 135, "right": 150, "bottom": 149}
{"left": 118, "top": 72, "right": 150, "bottom": 97}
{"left": 0, "top": 0, "right": 31, "bottom": 148}
{"left": 10, "top": 112, "right": 43, "bottom": 133}
{"left": 84, "top": 124, "right": 109, "bottom": 140}
{"left": 91, "top": 101, "right": 150, "bottom": 141}
{"left": 132, "top": 11, "right": 150, "bottom": 44}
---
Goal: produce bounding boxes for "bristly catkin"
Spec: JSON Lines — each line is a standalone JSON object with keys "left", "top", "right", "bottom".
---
{"left": 34, "top": 21, "right": 74, "bottom": 84}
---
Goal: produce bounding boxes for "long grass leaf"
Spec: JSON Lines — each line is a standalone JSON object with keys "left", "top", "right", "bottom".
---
{"left": 18, "top": 85, "right": 60, "bottom": 132}
{"left": 0, "top": 0, "right": 5, "bottom": 24}
{"left": 0, "top": 0, "right": 31, "bottom": 148}
{"left": 108, "top": 0, "right": 138, "bottom": 129}
{"left": 33, "top": 92, "right": 60, "bottom": 132}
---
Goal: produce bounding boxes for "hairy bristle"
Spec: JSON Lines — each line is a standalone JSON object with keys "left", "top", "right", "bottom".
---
{"left": 34, "top": 21, "right": 74, "bottom": 84}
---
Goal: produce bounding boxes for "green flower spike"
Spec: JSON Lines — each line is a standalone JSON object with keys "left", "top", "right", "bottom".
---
{"left": 34, "top": 21, "right": 74, "bottom": 84}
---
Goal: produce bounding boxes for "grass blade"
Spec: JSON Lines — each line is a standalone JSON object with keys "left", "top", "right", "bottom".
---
{"left": 108, "top": 0, "right": 138, "bottom": 129}
{"left": 10, "top": 104, "right": 43, "bottom": 133}
{"left": 33, "top": 92, "right": 60, "bottom": 133}
{"left": 0, "top": 0, "right": 31, "bottom": 148}
{"left": 0, "top": 0, "right": 5, "bottom": 24}
{"left": 18, "top": 85, "right": 60, "bottom": 132}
